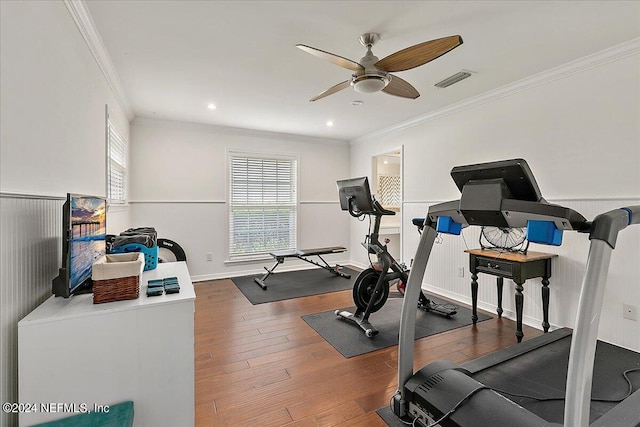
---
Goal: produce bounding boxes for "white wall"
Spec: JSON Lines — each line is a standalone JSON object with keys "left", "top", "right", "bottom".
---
{"left": 128, "top": 118, "right": 351, "bottom": 280}
{"left": 0, "top": 2, "right": 131, "bottom": 424}
{"left": 0, "top": 4, "right": 130, "bottom": 198}
{"left": 350, "top": 47, "right": 640, "bottom": 350}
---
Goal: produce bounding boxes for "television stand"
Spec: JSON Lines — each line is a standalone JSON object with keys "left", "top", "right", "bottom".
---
{"left": 18, "top": 262, "right": 195, "bottom": 426}
{"left": 72, "top": 280, "right": 93, "bottom": 295}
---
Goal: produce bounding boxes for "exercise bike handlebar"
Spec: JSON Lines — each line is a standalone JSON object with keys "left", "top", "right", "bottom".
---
{"left": 348, "top": 195, "right": 396, "bottom": 218}
{"left": 372, "top": 198, "right": 396, "bottom": 216}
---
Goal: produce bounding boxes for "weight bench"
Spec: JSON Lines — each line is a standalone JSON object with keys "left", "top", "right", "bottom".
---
{"left": 254, "top": 246, "right": 351, "bottom": 290}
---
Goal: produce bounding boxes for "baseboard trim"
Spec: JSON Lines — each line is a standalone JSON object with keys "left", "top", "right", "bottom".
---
{"left": 191, "top": 258, "right": 353, "bottom": 283}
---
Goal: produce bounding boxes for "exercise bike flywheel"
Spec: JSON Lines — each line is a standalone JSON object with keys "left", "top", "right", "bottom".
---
{"left": 352, "top": 268, "right": 390, "bottom": 313}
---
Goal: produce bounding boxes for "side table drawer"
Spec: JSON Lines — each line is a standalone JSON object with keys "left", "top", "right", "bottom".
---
{"left": 476, "top": 257, "right": 514, "bottom": 277}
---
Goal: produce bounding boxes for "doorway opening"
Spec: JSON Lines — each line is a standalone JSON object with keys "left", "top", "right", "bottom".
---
{"left": 372, "top": 148, "right": 402, "bottom": 261}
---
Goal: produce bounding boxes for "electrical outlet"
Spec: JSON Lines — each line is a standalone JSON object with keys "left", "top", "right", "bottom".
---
{"left": 623, "top": 304, "right": 637, "bottom": 321}
{"left": 457, "top": 267, "right": 464, "bottom": 278}
{"left": 206, "top": 252, "right": 213, "bottom": 262}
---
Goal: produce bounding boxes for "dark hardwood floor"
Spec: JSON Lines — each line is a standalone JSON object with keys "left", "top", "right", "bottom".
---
{"left": 194, "top": 278, "right": 543, "bottom": 426}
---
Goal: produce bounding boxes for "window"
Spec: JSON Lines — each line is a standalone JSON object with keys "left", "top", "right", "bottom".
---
{"left": 228, "top": 153, "right": 297, "bottom": 260}
{"left": 106, "top": 114, "right": 127, "bottom": 203}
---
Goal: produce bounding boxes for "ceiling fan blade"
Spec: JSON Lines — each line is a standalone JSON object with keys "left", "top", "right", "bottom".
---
{"left": 310, "top": 80, "right": 351, "bottom": 102}
{"left": 382, "top": 75, "right": 420, "bottom": 99}
{"left": 375, "top": 35, "right": 463, "bottom": 72}
{"left": 296, "top": 44, "right": 364, "bottom": 72}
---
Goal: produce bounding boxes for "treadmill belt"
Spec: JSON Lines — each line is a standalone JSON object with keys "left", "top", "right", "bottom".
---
{"left": 471, "top": 334, "right": 640, "bottom": 424}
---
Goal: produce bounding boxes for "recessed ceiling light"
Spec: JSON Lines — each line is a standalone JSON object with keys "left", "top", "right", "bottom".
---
{"left": 383, "top": 160, "right": 389, "bottom": 164}
{"left": 351, "top": 100, "right": 363, "bottom": 106}
{"left": 326, "top": 120, "right": 334, "bottom": 127}
{"left": 207, "top": 103, "right": 216, "bottom": 110}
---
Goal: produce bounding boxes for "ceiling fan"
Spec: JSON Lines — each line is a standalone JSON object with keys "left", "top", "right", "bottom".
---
{"left": 296, "top": 33, "right": 463, "bottom": 102}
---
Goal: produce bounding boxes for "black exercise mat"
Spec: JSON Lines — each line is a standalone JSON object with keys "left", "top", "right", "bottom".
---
{"left": 302, "top": 295, "right": 491, "bottom": 358}
{"left": 232, "top": 266, "right": 358, "bottom": 305}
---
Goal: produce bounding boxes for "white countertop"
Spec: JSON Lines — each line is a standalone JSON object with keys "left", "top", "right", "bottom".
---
{"left": 19, "top": 261, "right": 195, "bottom": 326}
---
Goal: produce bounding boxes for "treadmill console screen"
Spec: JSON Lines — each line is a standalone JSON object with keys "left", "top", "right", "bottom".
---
{"left": 451, "top": 158, "right": 543, "bottom": 202}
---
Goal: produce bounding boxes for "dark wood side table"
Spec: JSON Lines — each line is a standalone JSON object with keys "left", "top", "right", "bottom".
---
{"left": 465, "top": 249, "right": 558, "bottom": 342}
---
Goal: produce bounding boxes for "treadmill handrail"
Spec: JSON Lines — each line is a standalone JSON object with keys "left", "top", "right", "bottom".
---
{"left": 395, "top": 225, "right": 438, "bottom": 418}
{"left": 564, "top": 206, "right": 639, "bottom": 426}
{"left": 425, "top": 198, "right": 588, "bottom": 231}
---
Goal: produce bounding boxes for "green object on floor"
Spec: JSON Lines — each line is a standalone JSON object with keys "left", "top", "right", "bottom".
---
{"left": 32, "top": 401, "right": 134, "bottom": 427}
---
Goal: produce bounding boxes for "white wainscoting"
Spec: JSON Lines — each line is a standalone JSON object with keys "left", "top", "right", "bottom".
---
{"left": 0, "top": 193, "right": 130, "bottom": 427}
{"left": 0, "top": 194, "right": 63, "bottom": 427}
{"left": 129, "top": 200, "right": 351, "bottom": 282}
{"left": 402, "top": 198, "right": 640, "bottom": 351}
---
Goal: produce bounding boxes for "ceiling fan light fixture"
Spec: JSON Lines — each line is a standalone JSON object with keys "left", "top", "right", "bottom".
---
{"left": 298, "top": 33, "right": 462, "bottom": 101}
{"left": 352, "top": 75, "right": 389, "bottom": 94}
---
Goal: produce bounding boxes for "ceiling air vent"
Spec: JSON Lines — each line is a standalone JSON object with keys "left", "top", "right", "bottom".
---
{"left": 434, "top": 70, "right": 474, "bottom": 88}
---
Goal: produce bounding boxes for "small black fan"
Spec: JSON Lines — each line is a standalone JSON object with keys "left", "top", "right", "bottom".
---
{"left": 479, "top": 226, "right": 529, "bottom": 253}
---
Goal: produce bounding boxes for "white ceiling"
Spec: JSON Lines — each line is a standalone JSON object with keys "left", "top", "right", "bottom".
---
{"left": 86, "top": 1, "right": 640, "bottom": 141}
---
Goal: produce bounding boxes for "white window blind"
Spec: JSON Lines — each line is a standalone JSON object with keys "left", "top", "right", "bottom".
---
{"left": 228, "top": 154, "right": 297, "bottom": 259}
{"left": 107, "top": 118, "right": 127, "bottom": 203}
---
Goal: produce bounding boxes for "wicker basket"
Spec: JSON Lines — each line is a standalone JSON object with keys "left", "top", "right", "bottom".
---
{"left": 92, "top": 253, "right": 144, "bottom": 304}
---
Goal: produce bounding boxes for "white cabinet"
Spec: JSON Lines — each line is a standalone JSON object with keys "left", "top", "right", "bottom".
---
{"left": 18, "top": 262, "right": 195, "bottom": 427}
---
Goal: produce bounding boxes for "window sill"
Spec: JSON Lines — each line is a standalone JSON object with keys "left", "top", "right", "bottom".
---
{"left": 224, "top": 255, "right": 273, "bottom": 265}
{"left": 108, "top": 203, "right": 129, "bottom": 213}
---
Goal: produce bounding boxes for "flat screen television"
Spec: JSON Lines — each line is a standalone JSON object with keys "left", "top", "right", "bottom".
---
{"left": 52, "top": 193, "right": 107, "bottom": 298}
{"left": 337, "top": 177, "right": 375, "bottom": 215}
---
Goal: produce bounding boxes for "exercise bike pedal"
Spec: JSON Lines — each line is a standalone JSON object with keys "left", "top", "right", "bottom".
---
{"left": 418, "top": 301, "right": 457, "bottom": 318}
{"left": 418, "top": 303, "right": 457, "bottom": 318}
{"left": 335, "top": 309, "right": 379, "bottom": 338}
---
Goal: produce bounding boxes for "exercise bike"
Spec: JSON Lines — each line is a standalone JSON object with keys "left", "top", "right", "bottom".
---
{"left": 336, "top": 177, "right": 457, "bottom": 338}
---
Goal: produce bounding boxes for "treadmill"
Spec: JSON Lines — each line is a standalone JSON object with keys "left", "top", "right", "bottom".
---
{"left": 391, "top": 158, "right": 640, "bottom": 426}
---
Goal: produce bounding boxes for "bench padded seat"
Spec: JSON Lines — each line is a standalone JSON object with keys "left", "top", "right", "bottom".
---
{"left": 256, "top": 246, "right": 350, "bottom": 290}
{"left": 270, "top": 246, "right": 347, "bottom": 258}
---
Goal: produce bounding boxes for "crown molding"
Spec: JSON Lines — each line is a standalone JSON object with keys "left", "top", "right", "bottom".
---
{"left": 64, "top": 0, "right": 134, "bottom": 120}
{"left": 352, "top": 38, "right": 640, "bottom": 146}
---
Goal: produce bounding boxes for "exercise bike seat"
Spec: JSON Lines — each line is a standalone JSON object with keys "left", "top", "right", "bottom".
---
{"left": 412, "top": 217, "right": 425, "bottom": 230}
